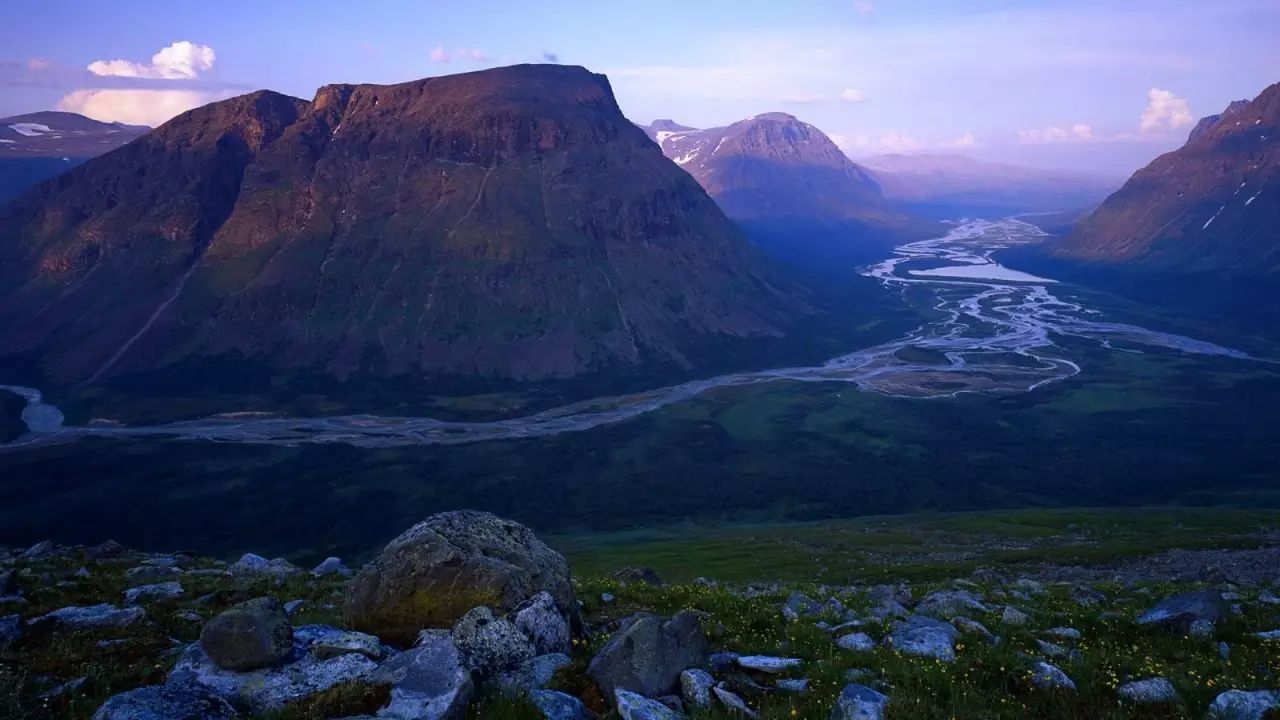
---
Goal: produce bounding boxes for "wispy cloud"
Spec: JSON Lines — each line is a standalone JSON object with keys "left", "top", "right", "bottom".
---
{"left": 1017, "top": 123, "right": 1094, "bottom": 144}
{"left": 429, "top": 45, "right": 489, "bottom": 64}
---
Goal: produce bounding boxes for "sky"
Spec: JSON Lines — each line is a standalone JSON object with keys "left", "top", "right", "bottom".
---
{"left": 2, "top": 0, "right": 1277, "bottom": 176}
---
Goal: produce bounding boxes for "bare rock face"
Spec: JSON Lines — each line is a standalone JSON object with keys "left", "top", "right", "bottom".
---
{"left": 199, "top": 597, "right": 293, "bottom": 671}
{"left": 587, "top": 610, "right": 708, "bottom": 702}
{"left": 344, "top": 510, "right": 572, "bottom": 646}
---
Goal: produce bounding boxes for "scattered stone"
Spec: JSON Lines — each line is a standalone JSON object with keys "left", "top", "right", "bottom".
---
{"left": 1010, "top": 578, "right": 1046, "bottom": 595}
{"left": 1042, "top": 627, "right": 1081, "bottom": 641}
{"left": 491, "top": 652, "right": 571, "bottom": 695}
{"left": 885, "top": 615, "right": 959, "bottom": 662}
{"left": 1117, "top": 677, "right": 1180, "bottom": 705}
{"left": 311, "top": 556, "right": 350, "bottom": 577}
{"left": 1191, "top": 619, "right": 1217, "bottom": 639}
{"left": 1030, "top": 662, "right": 1075, "bottom": 691}
{"left": 33, "top": 604, "right": 145, "bottom": 629}
{"left": 40, "top": 676, "right": 87, "bottom": 699}
{"left": 21, "top": 540, "right": 55, "bottom": 560}
{"left": 0, "top": 614, "right": 21, "bottom": 650}
{"left": 1036, "top": 640, "right": 1071, "bottom": 659}
{"left": 916, "top": 589, "right": 989, "bottom": 619}
{"left": 452, "top": 605, "right": 536, "bottom": 677}
{"left": 709, "top": 651, "right": 739, "bottom": 673}
{"left": 601, "top": 592, "right": 616, "bottom": 604}
{"left": 371, "top": 629, "right": 473, "bottom": 720}
{"left": 867, "top": 598, "right": 909, "bottom": 622}
{"left": 782, "top": 591, "right": 823, "bottom": 621}
{"left": 125, "top": 565, "right": 182, "bottom": 582}
{"left": 1204, "top": 689, "right": 1280, "bottom": 720}
{"left": 1001, "top": 607, "right": 1029, "bottom": 626}
{"left": 124, "top": 582, "right": 183, "bottom": 605}
{"left": 1258, "top": 590, "right": 1280, "bottom": 605}
{"left": 713, "top": 686, "right": 757, "bottom": 717}
{"left": 1219, "top": 641, "right": 1231, "bottom": 660}
{"left": 836, "top": 632, "right": 876, "bottom": 652}
{"left": 530, "top": 689, "right": 595, "bottom": 720}
{"left": 283, "top": 599, "right": 305, "bottom": 614}
{"left": 589, "top": 610, "right": 707, "bottom": 700}
{"left": 831, "top": 683, "right": 889, "bottom": 720}
{"left": 294, "top": 625, "right": 385, "bottom": 661}
{"left": 613, "top": 567, "right": 664, "bottom": 586}
{"left": 174, "top": 610, "right": 203, "bottom": 623}
{"left": 1071, "top": 587, "right": 1107, "bottom": 607}
{"left": 1253, "top": 630, "right": 1280, "bottom": 640}
{"left": 228, "top": 554, "right": 299, "bottom": 578}
{"left": 199, "top": 597, "right": 293, "bottom": 672}
{"left": 87, "top": 539, "right": 126, "bottom": 560}
{"left": 952, "top": 617, "right": 995, "bottom": 642}
{"left": 0, "top": 570, "right": 16, "bottom": 595}
{"left": 615, "top": 688, "right": 686, "bottom": 720}
{"left": 344, "top": 511, "right": 573, "bottom": 646}
{"left": 1137, "top": 590, "right": 1229, "bottom": 632}
{"left": 736, "top": 655, "right": 802, "bottom": 673}
{"left": 91, "top": 681, "right": 238, "bottom": 720}
{"left": 75, "top": 567, "right": 91, "bottom": 579}
{"left": 514, "top": 591, "right": 571, "bottom": 655}
{"left": 777, "top": 678, "right": 809, "bottom": 693}
{"left": 680, "top": 669, "right": 715, "bottom": 709}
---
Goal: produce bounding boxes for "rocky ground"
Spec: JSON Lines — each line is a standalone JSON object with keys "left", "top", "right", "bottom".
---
{"left": 1, "top": 511, "right": 1279, "bottom": 720}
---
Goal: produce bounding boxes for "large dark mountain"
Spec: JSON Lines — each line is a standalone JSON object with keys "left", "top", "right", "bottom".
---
{"left": 0, "top": 111, "right": 148, "bottom": 203}
{"left": 0, "top": 65, "right": 803, "bottom": 395}
{"left": 643, "top": 114, "right": 904, "bottom": 264}
{"left": 1053, "top": 82, "right": 1279, "bottom": 276}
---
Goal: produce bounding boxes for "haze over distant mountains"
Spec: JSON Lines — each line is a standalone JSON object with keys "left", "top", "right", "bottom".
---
{"left": 1055, "top": 82, "right": 1279, "bottom": 277}
{"left": 0, "top": 111, "right": 148, "bottom": 203}
{"left": 0, "top": 65, "right": 804, "bottom": 393}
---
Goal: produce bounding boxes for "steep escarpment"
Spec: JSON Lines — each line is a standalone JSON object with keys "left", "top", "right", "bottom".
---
{"left": 0, "top": 65, "right": 801, "bottom": 393}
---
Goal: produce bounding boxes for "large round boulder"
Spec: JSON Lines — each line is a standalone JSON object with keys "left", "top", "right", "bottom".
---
{"left": 199, "top": 597, "right": 293, "bottom": 671}
{"left": 344, "top": 511, "right": 572, "bottom": 646}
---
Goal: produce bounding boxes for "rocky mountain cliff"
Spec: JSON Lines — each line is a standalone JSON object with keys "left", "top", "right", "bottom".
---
{"left": 0, "top": 111, "right": 148, "bottom": 203}
{"left": 0, "top": 65, "right": 802, "bottom": 392}
{"left": 1053, "top": 82, "right": 1279, "bottom": 276}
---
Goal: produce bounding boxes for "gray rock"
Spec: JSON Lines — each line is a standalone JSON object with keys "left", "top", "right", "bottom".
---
{"left": 612, "top": 567, "right": 664, "bottom": 586}
{"left": 530, "top": 689, "right": 594, "bottom": 720}
{"left": 836, "top": 632, "right": 875, "bottom": 652}
{"left": 1252, "top": 630, "right": 1280, "bottom": 641}
{"left": 916, "top": 589, "right": 988, "bottom": 619}
{"left": 229, "top": 554, "right": 299, "bottom": 578}
{"left": 777, "top": 678, "right": 809, "bottom": 693}
{"left": 713, "top": 686, "right": 757, "bottom": 717}
{"left": 1071, "top": 587, "right": 1107, "bottom": 607}
{"left": 33, "top": 604, "right": 145, "bottom": 629}
{"left": 601, "top": 593, "right": 616, "bottom": 604}
{"left": 709, "top": 652, "right": 739, "bottom": 673}
{"left": 588, "top": 611, "right": 707, "bottom": 700}
{"left": 952, "top": 617, "right": 995, "bottom": 642}
{"left": 125, "top": 566, "right": 183, "bottom": 583}
{"left": 736, "top": 655, "right": 802, "bottom": 673}
{"left": 344, "top": 511, "right": 573, "bottom": 646}
{"left": 371, "top": 629, "right": 473, "bottom": 720}
{"left": 91, "top": 682, "right": 237, "bottom": 720}
{"left": 514, "top": 591, "right": 571, "bottom": 655}
{"left": 1191, "top": 619, "right": 1217, "bottom": 639}
{"left": 1001, "top": 607, "right": 1029, "bottom": 627}
{"left": 41, "top": 676, "right": 87, "bottom": 699}
{"left": 1042, "top": 627, "right": 1081, "bottom": 641}
{"left": 87, "top": 539, "right": 127, "bottom": 560}
{"left": 311, "top": 556, "right": 350, "bottom": 577}
{"left": 0, "top": 569, "right": 15, "bottom": 595}
{"left": 1010, "top": 578, "right": 1046, "bottom": 595}
{"left": 0, "top": 614, "right": 21, "bottom": 651}
{"left": 1030, "top": 662, "right": 1075, "bottom": 691}
{"left": 22, "top": 540, "right": 55, "bottom": 560}
{"left": 782, "top": 591, "right": 823, "bottom": 621}
{"left": 1036, "top": 640, "right": 1070, "bottom": 659}
{"left": 199, "top": 597, "right": 293, "bottom": 672}
{"left": 293, "top": 625, "right": 385, "bottom": 661}
{"left": 1258, "top": 590, "right": 1280, "bottom": 605}
{"left": 124, "top": 582, "right": 184, "bottom": 605}
{"left": 490, "top": 652, "right": 571, "bottom": 695}
{"left": 867, "top": 598, "right": 909, "bottom": 622}
{"left": 1220, "top": 641, "right": 1231, "bottom": 660}
{"left": 885, "top": 615, "right": 959, "bottom": 662}
{"left": 1206, "top": 690, "right": 1280, "bottom": 719}
{"left": 1117, "top": 677, "right": 1179, "bottom": 705}
{"left": 1137, "top": 590, "right": 1229, "bottom": 632}
{"left": 615, "top": 688, "right": 686, "bottom": 720}
{"left": 680, "top": 668, "right": 715, "bottom": 709}
{"left": 451, "top": 605, "right": 535, "bottom": 676}
{"left": 282, "top": 599, "right": 304, "bottom": 614}
{"left": 169, "top": 641, "right": 378, "bottom": 715}
{"left": 831, "top": 683, "right": 889, "bottom": 720}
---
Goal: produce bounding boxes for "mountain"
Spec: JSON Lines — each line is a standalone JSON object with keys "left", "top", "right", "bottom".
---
{"left": 0, "top": 111, "right": 148, "bottom": 203}
{"left": 1053, "top": 82, "right": 1279, "bottom": 276}
{"left": 1186, "top": 99, "right": 1249, "bottom": 144}
{"left": 0, "top": 65, "right": 802, "bottom": 395}
{"left": 859, "top": 153, "right": 1119, "bottom": 218}
{"left": 642, "top": 114, "right": 902, "bottom": 263}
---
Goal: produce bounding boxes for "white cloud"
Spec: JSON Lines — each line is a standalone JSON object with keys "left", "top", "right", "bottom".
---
{"left": 429, "top": 45, "right": 450, "bottom": 63}
{"left": 840, "top": 88, "right": 867, "bottom": 103}
{"left": 853, "top": 1, "right": 876, "bottom": 16}
{"left": 1139, "top": 87, "right": 1193, "bottom": 133}
{"left": 844, "top": 132, "right": 924, "bottom": 153}
{"left": 87, "top": 41, "right": 215, "bottom": 80}
{"left": 429, "top": 45, "right": 488, "bottom": 64}
{"left": 57, "top": 88, "right": 234, "bottom": 127}
{"left": 1017, "top": 123, "right": 1094, "bottom": 144}
{"left": 942, "top": 132, "right": 977, "bottom": 147}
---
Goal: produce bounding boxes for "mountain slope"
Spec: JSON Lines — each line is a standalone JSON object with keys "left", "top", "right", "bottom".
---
{"left": 1054, "top": 82, "right": 1280, "bottom": 276}
{"left": 0, "top": 65, "right": 801, "bottom": 393}
{"left": 0, "top": 111, "right": 148, "bottom": 203}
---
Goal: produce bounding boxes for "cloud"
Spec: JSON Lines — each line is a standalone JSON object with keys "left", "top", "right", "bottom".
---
{"left": 853, "top": 1, "right": 876, "bottom": 16}
{"left": 1017, "top": 123, "right": 1094, "bottom": 143}
{"left": 840, "top": 88, "right": 867, "bottom": 103}
{"left": 943, "top": 132, "right": 977, "bottom": 148}
{"left": 541, "top": 51, "right": 560, "bottom": 63}
{"left": 87, "top": 41, "right": 216, "bottom": 80}
{"left": 1139, "top": 87, "right": 1193, "bottom": 133}
{"left": 429, "top": 45, "right": 450, "bottom": 63}
{"left": 57, "top": 88, "right": 234, "bottom": 127}
{"left": 842, "top": 132, "right": 924, "bottom": 153}
{"left": 429, "top": 45, "right": 488, "bottom": 64}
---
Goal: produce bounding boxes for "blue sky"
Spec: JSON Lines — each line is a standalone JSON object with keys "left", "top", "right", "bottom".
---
{"left": 2, "top": 0, "right": 1277, "bottom": 175}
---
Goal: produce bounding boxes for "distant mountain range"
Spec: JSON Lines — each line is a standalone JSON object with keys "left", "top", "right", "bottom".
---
{"left": 0, "top": 65, "right": 805, "bottom": 395}
{"left": 0, "top": 111, "right": 148, "bottom": 203}
{"left": 1054, "top": 82, "right": 1278, "bottom": 277}
{"left": 859, "top": 153, "right": 1120, "bottom": 218}
{"left": 642, "top": 114, "right": 904, "bottom": 264}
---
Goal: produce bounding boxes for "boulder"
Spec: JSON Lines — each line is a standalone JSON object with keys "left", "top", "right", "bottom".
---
{"left": 91, "top": 682, "right": 237, "bottom": 720}
{"left": 1030, "top": 662, "right": 1075, "bottom": 691}
{"left": 915, "top": 589, "right": 988, "bottom": 619}
{"left": 1042, "top": 627, "right": 1081, "bottom": 642}
{"left": 836, "top": 632, "right": 875, "bottom": 652}
{"left": 33, "top": 604, "right": 145, "bottom": 629}
{"left": 0, "top": 614, "right": 22, "bottom": 651}
{"left": 371, "top": 629, "right": 472, "bottom": 720}
{"left": 1205, "top": 690, "right": 1280, "bottom": 720}
{"left": 312, "top": 556, "right": 351, "bottom": 577}
{"left": 344, "top": 511, "right": 572, "bottom": 645}
{"left": 531, "top": 689, "right": 595, "bottom": 720}
{"left": 21, "top": 540, "right": 56, "bottom": 560}
{"left": 1137, "top": 591, "right": 1229, "bottom": 632}
{"left": 514, "top": 591, "right": 571, "bottom": 655}
{"left": 615, "top": 688, "right": 686, "bottom": 720}
{"left": 831, "top": 683, "right": 889, "bottom": 720}
{"left": 199, "top": 597, "right": 293, "bottom": 672}
{"left": 952, "top": 617, "right": 995, "bottom": 643}
{"left": 613, "top": 567, "right": 664, "bottom": 586}
{"left": 124, "top": 582, "right": 184, "bottom": 605}
{"left": 885, "top": 616, "right": 959, "bottom": 662}
{"left": 293, "top": 625, "right": 385, "bottom": 661}
{"left": 1117, "top": 677, "right": 1179, "bottom": 705}
{"left": 713, "top": 686, "right": 756, "bottom": 717}
{"left": 782, "top": 592, "right": 823, "bottom": 621}
{"left": 588, "top": 611, "right": 707, "bottom": 701}
{"left": 1001, "top": 607, "right": 1029, "bottom": 627}
{"left": 491, "top": 652, "right": 572, "bottom": 695}
{"left": 777, "top": 678, "right": 809, "bottom": 693}
{"left": 452, "top": 606, "right": 535, "bottom": 676}
{"left": 736, "top": 655, "right": 802, "bottom": 673}
{"left": 680, "top": 668, "right": 715, "bottom": 709}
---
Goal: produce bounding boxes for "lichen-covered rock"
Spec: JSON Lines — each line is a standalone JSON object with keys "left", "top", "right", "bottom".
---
{"left": 344, "top": 511, "right": 572, "bottom": 646}
{"left": 836, "top": 632, "right": 875, "bottom": 652}
{"left": 199, "top": 597, "right": 293, "bottom": 671}
{"left": 514, "top": 591, "right": 571, "bottom": 655}
{"left": 451, "top": 606, "right": 535, "bottom": 676}
{"left": 371, "top": 629, "right": 473, "bottom": 720}
{"left": 530, "top": 689, "right": 595, "bottom": 720}
{"left": 1030, "top": 662, "right": 1076, "bottom": 691}
{"left": 229, "top": 554, "right": 300, "bottom": 578}
{"left": 885, "top": 615, "right": 959, "bottom": 662}
{"left": 615, "top": 688, "right": 686, "bottom": 720}
{"left": 613, "top": 567, "right": 664, "bottom": 587}
{"left": 124, "top": 582, "right": 184, "bottom": 605}
{"left": 1205, "top": 689, "right": 1280, "bottom": 719}
{"left": 1001, "top": 607, "right": 1029, "bottom": 627}
{"left": 1137, "top": 591, "right": 1229, "bottom": 632}
{"left": 293, "top": 624, "right": 385, "bottom": 661}
{"left": 311, "top": 556, "right": 351, "bottom": 577}
{"left": 91, "top": 681, "right": 237, "bottom": 720}
{"left": 713, "top": 686, "right": 756, "bottom": 717}
{"left": 33, "top": 604, "right": 145, "bottom": 629}
{"left": 831, "top": 683, "right": 888, "bottom": 720}
{"left": 1117, "top": 677, "right": 1179, "bottom": 705}
{"left": 915, "top": 589, "right": 989, "bottom": 619}
{"left": 680, "top": 669, "right": 715, "bottom": 709}
{"left": 588, "top": 611, "right": 708, "bottom": 701}
{"left": 736, "top": 655, "right": 802, "bottom": 673}
{"left": 490, "top": 652, "right": 571, "bottom": 695}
